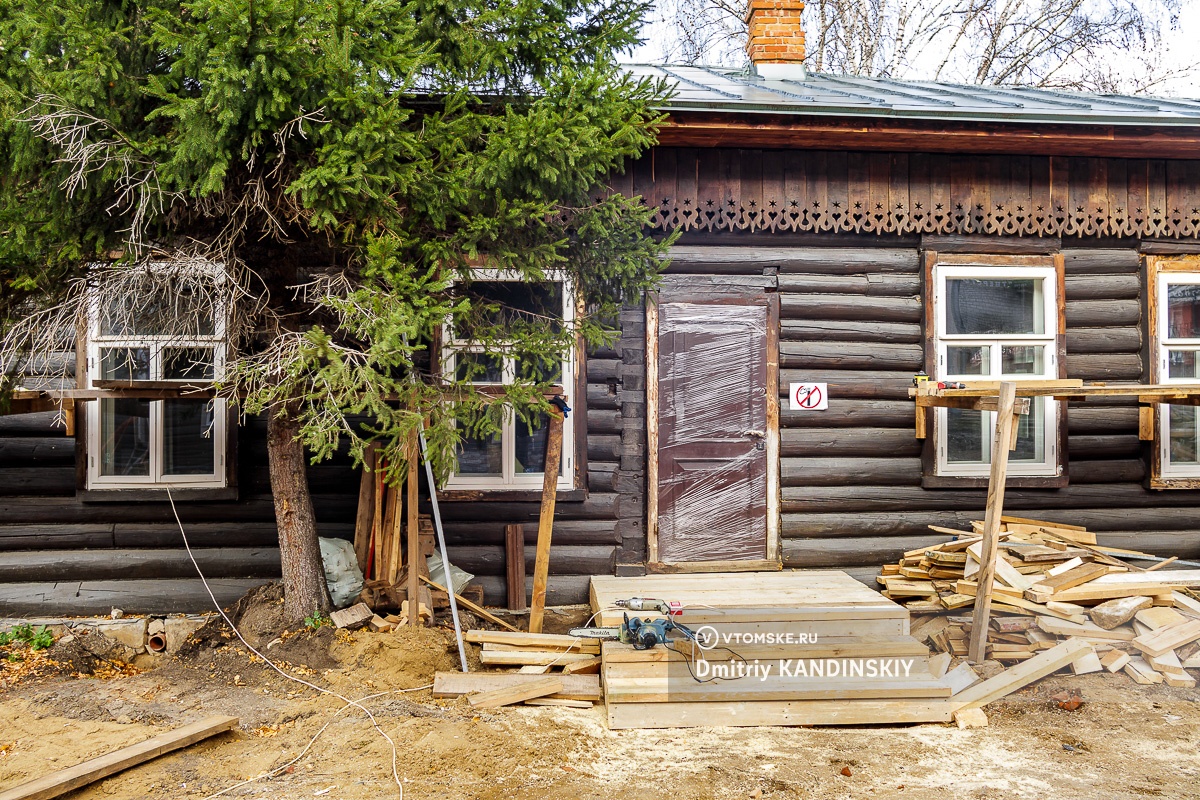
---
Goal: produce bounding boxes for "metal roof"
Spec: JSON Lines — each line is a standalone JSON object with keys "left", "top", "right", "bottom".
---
{"left": 624, "top": 64, "right": 1200, "bottom": 126}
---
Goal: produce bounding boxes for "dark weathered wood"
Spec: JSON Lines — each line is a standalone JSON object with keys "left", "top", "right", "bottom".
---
{"left": 505, "top": 523, "right": 525, "bottom": 611}
{"left": 0, "top": 578, "right": 267, "bottom": 615}
{"left": 782, "top": 535, "right": 954, "bottom": 568}
{"left": 1062, "top": 249, "right": 1141, "bottom": 274}
{"left": 586, "top": 435, "right": 621, "bottom": 462}
{"left": 473, "top": 573, "right": 591, "bottom": 607}
{"left": 587, "top": 409, "right": 624, "bottom": 434}
{"left": 0, "top": 548, "right": 280, "bottom": 582}
{"left": 437, "top": 493, "right": 618, "bottom": 523}
{"left": 780, "top": 319, "right": 923, "bottom": 344}
{"left": 448, "top": 544, "right": 615, "bottom": 577}
{"left": 1068, "top": 434, "right": 1142, "bottom": 459}
{"left": 587, "top": 463, "right": 618, "bottom": 493}
{"left": 586, "top": 359, "right": 619, "bottom": 382}
{"left": 779, "top": 341, "right": 923, "bottom": 371}
{"left": 778, "top": 370, "right": 914, "bottom": 399}
{"left": 1063, "top": 274, "right": 1141, "bottom": 300}
{"left": 1065, "top": 327, "right": 1142, "bottom": 354}
{"left": 1067, "top": 406, "right": 1139, "bottom": 435}
{"left": 440, "top": 519, "right": 622, "bottom": 547}
{"left": 781, "top": 457, "right": 923, "bottom": 487}
{"left": 780, "top": 399, "right": 915, "bottom": 428}
{"left": 1070, "top": 459, "right": 1146, "bottom": 483}
{"left": 585, "top": 384, "right": 619, "bottom": 411}
{"left": 921, "top": 235, "right": 1061, "bottom": 254}
{"left": 667, "top": 246, "right": 920, "bottom": 275}
{"left": 0, "top": 438, "right": 76, "bottom": 466}
{"left": 1063, "top": 353, "right": 1144, "bottom": 381}
{"left": 0, "top": 524, "right": 115, "bottom": 550}
{"left": 1065, "top": 299, "right": 1140, "bottom": 327}
{"left": 0, "top": 467, "right": 75, "bottom": 496}
{"left": 0, "top": 412, "right": 69, "bottom": 436}
{"left": 776, "top": 273, "right": 921, "bottom": 296}
{"left": 780, "top": 294, "right": 922, "bottom": 323}
{"left": 780, "top": 428, "right": 922, "bottom": 458}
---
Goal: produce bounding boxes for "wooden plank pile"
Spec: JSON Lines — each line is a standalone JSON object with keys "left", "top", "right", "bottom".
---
{"left": 432, "top": 630, "right": 603, "bottom": 709}
{"left": 880, "top": 516, "right": 1200, "bottom": 688}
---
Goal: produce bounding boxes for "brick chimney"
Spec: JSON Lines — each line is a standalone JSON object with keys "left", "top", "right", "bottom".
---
{"left": 745, "top": 0, "right": 807, "bottom": 81}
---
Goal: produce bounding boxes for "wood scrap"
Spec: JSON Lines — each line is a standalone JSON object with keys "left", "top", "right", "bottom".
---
{"left": 469, "top": 676, "right": 563, "bottom": 709}
{"left": 953, "top": 707, "right": 988, "bottom": 728}
{"left": 433, "top": 672, "right": 601, "bottom": 702}
{"left": 330, "top": 603, "right": 374, "bottom": 630}
{"left": 1131, "top": 618, "right": 1200, "bottom": 658}
{"left": 0, "top": 716, "right": 238, "bottom": 800}
{"left": 1100, "top": 649, "right": 1131, "bottom": 673}
{"left": 420, "top": 575, "right": 520, "bottom": 633}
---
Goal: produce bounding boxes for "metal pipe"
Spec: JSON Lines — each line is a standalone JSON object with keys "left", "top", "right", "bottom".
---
{"left": 417, "top": 426, "right": 468, "bottom": 673}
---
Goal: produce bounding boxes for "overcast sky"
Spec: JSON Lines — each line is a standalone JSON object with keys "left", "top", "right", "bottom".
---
{"left": 625, "top": 0, "right": 1200, "bottom": 98}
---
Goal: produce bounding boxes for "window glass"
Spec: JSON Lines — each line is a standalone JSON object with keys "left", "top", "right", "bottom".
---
{"left": 99, "top": 287, "right": 216, "bottom": 337}
{"left": 100, "top": 347, "right": 151, "bottom": 381}
{"left": 1012, "top": 398, "right": 1046, "bottom": 462}
{"left": 455, "top": 430, "right": 503, "bottom": 475}
{"left": 514, "top": 413, "right": 550, "bottom": 475}
{"left": 100, "top": 398, "right": 151, "bottom": 476}
{"left": 1167, "top": 284, "right": 1200, "bottom": 339}
{"left": 1002, "top": 345, "right": 1044, "bottom": 375}
{"left": 455, "top": 353, "right": 504, "bottom": 383}
{"left": 455, "top": 281, "right": 563, "bottom": 339}
{"left": 163, "top": 400, "right": 217, "bottom": 475}
{"left": 163, "top": 347, "right": 215, "bottom": 380}
{"left": 1169, "top": 405, "right": 1200, "bottom": 465}
{"left": 1168, "top": 350, "right": 1199, "bottom": 380}
{"left": 946, "top": 409, "right": 988, "bottom": 463}
{"left": 946, "top": 346, "right": 990, "bottom": 376}
{"left": 946, "top": 279, "right": 1043, "bottom": 335}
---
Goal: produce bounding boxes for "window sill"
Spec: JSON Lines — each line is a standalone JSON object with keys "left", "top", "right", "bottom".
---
{"left": 79, "top": 487, "right": 238, "bottom": 503}
{"left": 1150, "top": 477, "right": 1200, "bottom": 490}
{"left": 922, "top": 474, "right": 1068, "bottom": 490}
{"left": 437, "top": 488, "right": 586, "bottom": 503}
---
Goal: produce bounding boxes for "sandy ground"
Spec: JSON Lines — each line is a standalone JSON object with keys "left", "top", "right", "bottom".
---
{"left": 1, "top": 595, "right": 1199, "bottom": 800}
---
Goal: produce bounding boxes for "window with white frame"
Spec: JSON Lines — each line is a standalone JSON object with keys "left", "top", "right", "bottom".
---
{"left": 85, "top": 268, "right": 228, "bottom": 489}
{"left": 1155, "top": 271, "right": 1200, "bottom": 479}
{"left": 442, "top": 273, "right": 576, "bottom": 491}
{"left": 933, "top": 263, "right": 1059, "bottom": 477}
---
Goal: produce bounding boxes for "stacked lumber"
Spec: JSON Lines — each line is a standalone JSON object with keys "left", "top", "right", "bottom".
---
{"left": 883, "top": 516, "right": 1200, "bottom": 688}
{"left": 431, "top": 630, "right": 604, "bottom": 710}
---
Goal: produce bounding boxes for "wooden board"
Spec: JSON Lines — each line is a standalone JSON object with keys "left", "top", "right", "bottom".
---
{"left": 432, "top": 671, "right": 601, "bottom": 702}
{"left": 469, "top": 676, "right": 563, "bottom": 709}
{"left": 590, "top": 570, "right": 907, "bottom": 628}
{"left": 600, "top": 637, "right": 930, "bottom": 663}
{"left": 0, "top": 716, "right": 238, "bottom": 800}
{"left": 606, "top": 699, "right": 955, "bottom": 729}
{"left": 949, "top": 639, "right": 1093, "bottom": 710}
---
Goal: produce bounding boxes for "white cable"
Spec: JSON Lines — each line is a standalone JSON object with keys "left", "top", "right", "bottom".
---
{"left": 165, "top": 489, "right": 408, "bottom": 799}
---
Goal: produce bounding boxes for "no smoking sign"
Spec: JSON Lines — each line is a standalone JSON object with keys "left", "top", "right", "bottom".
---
{"left": 789, "top": 382, "right": 828, "bottom": 411}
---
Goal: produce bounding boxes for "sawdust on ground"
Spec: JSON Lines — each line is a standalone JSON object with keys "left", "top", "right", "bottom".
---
{"left": 1, "top": 587, "right": 1198, "bottom": 800}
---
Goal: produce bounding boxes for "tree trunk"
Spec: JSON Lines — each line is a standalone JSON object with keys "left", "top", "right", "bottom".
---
{"left": 267, "top": 402, "right": 331, "bottom": 623}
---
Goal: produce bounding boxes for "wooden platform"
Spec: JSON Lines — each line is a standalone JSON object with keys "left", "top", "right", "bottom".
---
{"left": 590, "top": 570, "right": 910, "bottom": 635}
{"left": 592, "top": 570, "right": 961, "bottom": 729}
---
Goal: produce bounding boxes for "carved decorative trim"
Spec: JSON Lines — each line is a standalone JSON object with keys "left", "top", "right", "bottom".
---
{"left": 645, "top": 196, "right": 1200, "bottom": 239}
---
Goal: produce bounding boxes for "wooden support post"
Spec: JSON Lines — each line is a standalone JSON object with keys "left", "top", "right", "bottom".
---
{"left": 506, "top": 523, "right": 526, "bottom": 611}
{"left": 368, "top": 456, "right": 386, "bottom": 581}
{"left": 969, "top": 381, "right": 1017, "bottom": 665}
{"left": 352, "top": 442, "right": 377, "bottom": 573}
{"left": 406, "top": 429, "right": 421, "bottom": 627}
{"left": 528, "top": 409, "right": 565, "bottom": 634}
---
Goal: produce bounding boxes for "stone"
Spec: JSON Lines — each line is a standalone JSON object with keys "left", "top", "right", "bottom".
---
{"left": 87, "top": 618, "right": 147, "bottom": 653}
{"left": 164, "top": 615, "right": 211, "bottom": 652}
{"left": 1088, "top": 596, "right": 1152, "bottom": 630}
{"left": 147, "top": 618, "right": 166, "bottom": 636}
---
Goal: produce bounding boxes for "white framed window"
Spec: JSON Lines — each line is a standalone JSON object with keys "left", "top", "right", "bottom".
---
{"left": 442, "top": 271, "right": 576, "bottom": 491}
{"left": 1155, "top": 271, "right": 1200, "bottom": 480}
{"left": 84, "top": 266, "right": 228, "bottom": 489}
{"left": 933, "top": 263, "right": 1060, "bottom": 478}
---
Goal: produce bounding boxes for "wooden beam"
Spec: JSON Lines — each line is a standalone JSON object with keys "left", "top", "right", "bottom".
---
{"left": 505, "top": 523, "right": 526, "bottom": 611}
{"left": 527, "top": 409, "right": 565, "bottom": 634}
{"left": 406, "top": 430, "right": 420, "bottom": 627}
{"left": 420, "top": 574, "right": 519, "bottom": 633}
{"left": 969, "top": 381, "right": 1017, "bottom": 665}
{"left": 352, "top": 443, "right": 377, "bottom": 573}
{"left": 468, "top": 676, "right": 563, "bottom": 709}
{"left": 0, "top": 716, "right": 238, "bottom": 800}
{"left": 951, "top": 639, "right": 1093, "bottom": 710}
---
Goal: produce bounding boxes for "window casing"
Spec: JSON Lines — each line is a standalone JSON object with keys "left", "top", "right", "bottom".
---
{"left": 1153, "top": 266, "right": 1200, "bottom": 482}
{"left": 932, "top": 263, "right": 1060, "bottom": 478}
{"left": 441, "top": 271, "right": 576, "bottom": 491}
{"left": 84, "top": 272, "right": 228, "bottom": 489}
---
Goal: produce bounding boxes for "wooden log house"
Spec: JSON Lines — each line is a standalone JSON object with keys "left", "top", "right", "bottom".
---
{"left": 6, "top": 5, "right": 1200, "bottom": 613}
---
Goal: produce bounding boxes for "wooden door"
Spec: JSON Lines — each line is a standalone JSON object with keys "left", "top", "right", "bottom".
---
{"left": 652, "top": 291, "right": 776, "bottom": 564}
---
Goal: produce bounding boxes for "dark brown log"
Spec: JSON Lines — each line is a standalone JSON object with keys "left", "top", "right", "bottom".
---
{"left": 783, "top": 535, "right": 953, "bottom": 568}
{"left": 0, "top": 523, "right": 114, "bottom": 550}
{"left": 587, "top": 410, "right": 623, "bottom": 434}
{"left": 781, "top": 457, "right": 923, "bottom": 487}
{"left": 1067, "top": 406, "right": 1139, "bottom": 435}
{"left": 1063, "top": 274, "right": 1141, "bottom": 301}
{"left": 776, "top": 273, "right": 921, "bottom": 296}
{"left": 780, "top": 428, "right": 922, "bottom": 458}
{"left": 1068, "top": 434, "right": 1142, "bottom": 459}
{"left": 1066, "top": 299, "right": 1140, "bottom": 327}
{"left": 587, "top": 463, "right": 617, "bottom": 493}
{"left": 587, "top": 435, "right": 621, "bottom": 462}
{"left": 1065, "top": 327, "right": 1142, "bottom": 354}
{"left": 586, "top": 359, "right": 619, "bottom": 382}
{"left": 0, "top": 412, "right": 69, "bottom": 436}
{"left": 921, "top": 235, "right": 1061, "bottom": 254}
{"left": 267, "top": 404, "right": 331, "bottom": 622}
{"left": 1063, "top": 354, "right": 1144, "bottom": 381}
{"left": 0, "top": 578, "right": 268, "bottom": 616}
{"left": 439, "top": 519, "right": 622, "bottom": 546}
{"left": 667, "top": 246, "right": 920, "bottom": 275}
{"left": 779, "top": 341, "right": 923, "bottom": 371}
{"left": 778, "top": 370, "right": 914, "bottom": 399}
{"left": 783, "top": 507, "right": 1200, "bottom": 538}
{"left": 473, "top": 574, "right": 591, "bottom": 607}
{"left": 448, "top": 544, "right": 615, "bottom": 577}
{"left": 1069, "top": 459, "right": 1146, "bottom": 483}
{"left": 0, "top": 467, "right": 76, "bottom": 495}
{"left": 0, "top": 437, "right": 76, "bottom": 467}
{"left": 781, "top": 399, "right": 916, "bottom": 428}
{"left": 0, "top": 495, "right": 357, "bottom": 525}
{"left": 586, "top": 384, "right": 619, "bottom": 411}
{"left": 437, "top": 493, "right": 619, "bottom": 522}
{"left": 1062, "top": 249, "right": 1140, "bottom": 274}
{"left": 780, "top": 319, "right": 923, "bottom": 344}
{"left": 780, "top": 294, "right": 922, "bottom": 323}
{"left": 782, "top": 482, "right": 1200, "bottom": 514}
{"left": 0, "top": 547, "right": 281, "bottom": 581}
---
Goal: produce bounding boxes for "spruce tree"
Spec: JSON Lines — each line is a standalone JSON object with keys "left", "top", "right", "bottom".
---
{"left": 0, "top": 0, "right": 669, "bottom": 622}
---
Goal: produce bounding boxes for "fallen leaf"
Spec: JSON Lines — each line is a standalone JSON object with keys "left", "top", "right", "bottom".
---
{"left": 841, "top": 766, "right": 853, "bottom": 777}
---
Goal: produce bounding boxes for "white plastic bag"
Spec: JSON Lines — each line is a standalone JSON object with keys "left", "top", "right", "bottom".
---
{"left": 319, "top": 537, "right": 365, "bottom": 609}
{"left": 427, "top": 552, "right": 474, "bottom": 595}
